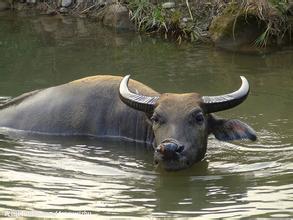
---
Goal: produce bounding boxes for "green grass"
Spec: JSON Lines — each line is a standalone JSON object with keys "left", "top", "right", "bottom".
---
{"left": 126, "top": 0, "right": 292, "bottom": 46}
{"left": 126, "top": 0, "right": 204, "bottom": 42}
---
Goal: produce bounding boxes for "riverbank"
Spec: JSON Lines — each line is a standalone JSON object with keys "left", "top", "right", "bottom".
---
{"left": 1, "top": 0, "right": 293, "bottom": 50}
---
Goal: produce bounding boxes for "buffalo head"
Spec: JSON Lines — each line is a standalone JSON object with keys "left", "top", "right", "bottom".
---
{"left": 119, "top": 75, "right": 256, "bottom": 171}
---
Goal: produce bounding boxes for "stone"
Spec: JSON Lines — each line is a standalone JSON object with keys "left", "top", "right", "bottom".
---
{"left": 102, "top": 4, "right": 135, "bottom": 30}
{"left": 46, "top": 8, "right": 58, "bottom": 16}
{"left": 162, "top": 2, "right": 175, "bottom": 9}
{"left": 209, "top": 10, "right": 266, "bottom": 50}
{"left": 59, "top": 7, "right": 69, "bottom": 13}
{"left": 61, "top": 0, "right": 72, "bottom": 7}
{"left": 26, "top": 0, "right": 36, "bottom": 4}
{"left": 0, "top": 1, "right": 10, "bottom": 11}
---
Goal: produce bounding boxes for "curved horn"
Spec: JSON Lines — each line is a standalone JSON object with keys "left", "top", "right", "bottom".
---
{"left": 202, "top": 76, "right": 250, "bottom": 113}
{"left": 119, "top": 75, "right": 159, "bottom": 113}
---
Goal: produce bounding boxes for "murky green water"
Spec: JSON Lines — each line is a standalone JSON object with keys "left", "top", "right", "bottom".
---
{"left": 0, "top": 12, "right": 292, "bottom": 218}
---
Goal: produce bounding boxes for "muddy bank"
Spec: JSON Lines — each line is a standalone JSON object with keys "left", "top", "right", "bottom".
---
{"left": 1, "top": 0, "right": 293, "bottom": 51}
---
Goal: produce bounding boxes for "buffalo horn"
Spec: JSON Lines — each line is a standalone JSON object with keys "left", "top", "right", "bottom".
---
{"left": 202, "top": 76, "right": 250, "bottom": 113}
{"left": 119, "top": 75, "right": 159, "bottom": 113}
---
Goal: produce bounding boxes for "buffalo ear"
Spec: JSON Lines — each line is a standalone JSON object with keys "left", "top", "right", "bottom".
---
{"left": 208, "top": 115, "right": 257, "bottom": 141}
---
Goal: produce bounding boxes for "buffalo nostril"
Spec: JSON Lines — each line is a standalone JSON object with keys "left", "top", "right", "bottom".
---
{"left": 176, "top": 145, "right": 184, "bottom": 153}
{"left": 156, "top": 145, "right": 164, "bottom": 154}
{"left": 163, "top": 142, "right": 178, "bottom": 153}
{"left": 157, "top": 142, "right": 184, "bottom": 159}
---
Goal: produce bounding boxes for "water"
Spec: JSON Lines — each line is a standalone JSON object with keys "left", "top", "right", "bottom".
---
{"left": 0, "top": 12, "right": 292, "bottom": 218}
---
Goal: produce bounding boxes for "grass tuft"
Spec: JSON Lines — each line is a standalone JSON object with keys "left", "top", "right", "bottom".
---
{"left": 126, "top": 0, "right": 292, "bottom": 45}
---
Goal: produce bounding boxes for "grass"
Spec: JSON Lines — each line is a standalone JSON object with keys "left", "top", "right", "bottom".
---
{"left": 254, "top": 24, "right": 271, "bottom": 47}
{"left": 239, "top": 0, "right": 290, "bottom": 47}
{"left": 125, "top": 0, "right": 292, "bottom": 46}
{"left": 17, "top": 0, "right": 292, "bottom": 47}
{"left": 126, "top": 0, "right": 205, "bottom": 42}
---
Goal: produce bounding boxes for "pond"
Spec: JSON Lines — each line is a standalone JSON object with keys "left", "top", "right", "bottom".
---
{"left": 0, "top": 11, "right": 292, "bottom": 218}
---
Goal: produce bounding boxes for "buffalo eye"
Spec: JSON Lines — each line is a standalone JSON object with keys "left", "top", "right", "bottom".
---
{"left": 195, "top": 113, "right": 205, "bottom": 124}
{"left": 190, "top": 111, "right": 205, "bottom": 125}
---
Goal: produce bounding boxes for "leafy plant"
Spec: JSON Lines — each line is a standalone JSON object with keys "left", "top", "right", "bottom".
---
{"left": 254, "top": 23, "right": 271, "bottom": 47}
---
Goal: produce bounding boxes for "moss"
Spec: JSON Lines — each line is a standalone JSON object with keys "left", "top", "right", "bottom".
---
{"left": 210, "top": 9, "right": 265, "bottom": 39}
{"left": 209, "top": 0, "right": 292, "bottom": 49}
{"left": 209, "top": 12, "right": 236, "bottom": 42}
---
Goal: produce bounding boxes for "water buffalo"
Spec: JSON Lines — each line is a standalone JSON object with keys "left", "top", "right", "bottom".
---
{"left": 0, "top": 75, "right": 256, "bottom": 170}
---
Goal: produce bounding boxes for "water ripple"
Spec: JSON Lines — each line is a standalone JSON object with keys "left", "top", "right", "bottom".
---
{"left": 0, "top": 14, "right": 293, "bottom": 218}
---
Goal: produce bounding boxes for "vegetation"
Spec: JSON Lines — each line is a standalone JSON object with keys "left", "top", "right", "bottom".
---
{"left": 126, "top": 0, "right": 217, "bottom": 42}
{"left": 6, "top": 0, "right": 293, "bottom": 47}
{"left": 125, "top": 0, "right": 293, "bottom": 46}
{"left": 239, "top": 0, "right": 291, "bottom": 47}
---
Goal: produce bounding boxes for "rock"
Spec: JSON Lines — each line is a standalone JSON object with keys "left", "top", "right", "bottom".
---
{"left": 0, "top": 1, "right": 10, "bottom": 11}
{"left": 182, "top": 17, "right": 188, "bottom": 22}
{"left": 209, "top": 9, "right": 266, "bottom": 50}
{"left": 59, "top": 7, "right": 69, "bottom": 13}
{"left": 162, "top": 2, "right": 175, "bottom": 9}
{"left": 26, "top": 0, "right": 36, "bottom": 4}
{"left": 61, "top": 0, "right": 72, "bottom": 7}
{"left": 46, "top": 8, "right": 58, "bottom": 16}
{"left": 102, "top": 4, "right": 135, "bottom": 30}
